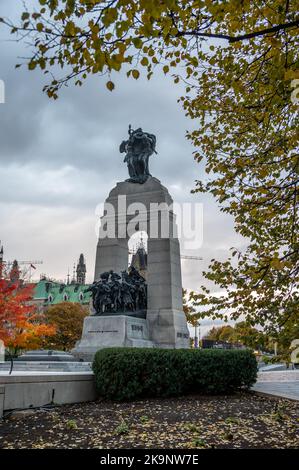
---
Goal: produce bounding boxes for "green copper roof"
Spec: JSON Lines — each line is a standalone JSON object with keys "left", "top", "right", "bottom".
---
{"left": 33, "top": 279, "right": 91, "bottom": 305}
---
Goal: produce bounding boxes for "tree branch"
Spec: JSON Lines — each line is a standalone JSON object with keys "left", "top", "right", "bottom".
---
{"left": 177, "top": 19, "right": 299, "bottom": 43}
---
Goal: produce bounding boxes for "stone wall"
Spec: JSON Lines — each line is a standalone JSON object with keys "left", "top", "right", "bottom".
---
{"left": 0, "top": 372, "right": 96, "bottom": 413}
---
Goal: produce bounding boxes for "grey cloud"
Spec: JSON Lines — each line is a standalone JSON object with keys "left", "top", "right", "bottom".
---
{"left": 0, "top": 0, "right": 246, "bottom": 315}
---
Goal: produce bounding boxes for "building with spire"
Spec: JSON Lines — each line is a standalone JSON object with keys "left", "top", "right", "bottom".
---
{"left": 130, "top": 239, "right": 147, "bottom": 279}
{"left": 9, "top": 259, "right": 20, "bottom": 283}
{"left": 32, "top": 253, "right": 91, "bottom": 312}
{"left": 76, "top": 253, "right": 86, "bottom": 284}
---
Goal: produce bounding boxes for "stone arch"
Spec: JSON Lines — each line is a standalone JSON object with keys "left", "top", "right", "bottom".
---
{"left": 94, "top": 177, "right": 189, "bottom": 348}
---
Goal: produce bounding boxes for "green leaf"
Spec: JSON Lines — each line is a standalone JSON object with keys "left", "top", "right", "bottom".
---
{"left": 21, "top": 12, "right": 30, "bottom": 21}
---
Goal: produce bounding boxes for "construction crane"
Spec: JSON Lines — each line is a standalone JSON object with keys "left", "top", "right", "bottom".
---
{"left": 129, "top": 249, "right": 202, "bottom": 261}
{"left": 181, "top": 255, "right": 203, "bottom": 261}
{"left": 6, "top": 260, "right": 43, "bottom": 266}
{"left": 4, "top": 260, "right": 43, "bottom": 282}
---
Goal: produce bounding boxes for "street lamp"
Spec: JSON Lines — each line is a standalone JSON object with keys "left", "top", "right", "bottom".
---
{"left": 194, "top": 321, "right": 200, "bottom": 349}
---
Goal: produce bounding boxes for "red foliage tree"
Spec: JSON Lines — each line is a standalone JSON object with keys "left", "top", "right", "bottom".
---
{"left": 0, "top": 275, "right": 55, "bottom": 355}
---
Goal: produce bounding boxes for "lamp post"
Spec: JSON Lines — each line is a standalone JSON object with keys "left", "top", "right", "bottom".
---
{"left": 5, "top": 349, "right": 14, "bottom": 375}
{"left": 194, "top": 321, "right": 200, "bottom": 349}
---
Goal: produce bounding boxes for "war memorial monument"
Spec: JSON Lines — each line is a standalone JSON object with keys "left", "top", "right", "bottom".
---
{"left": 73, "top": 127, "right": 189, "bottom": 360}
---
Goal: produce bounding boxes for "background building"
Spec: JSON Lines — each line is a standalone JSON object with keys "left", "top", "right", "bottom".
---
{"left": 32, "top": 278, "right": 91, "bottom": 312}
{"left": 130, "top": 239, "right": 147, "bottom": 280}
{"left": 32, "top": 253, "right": 91, "bottom": 312}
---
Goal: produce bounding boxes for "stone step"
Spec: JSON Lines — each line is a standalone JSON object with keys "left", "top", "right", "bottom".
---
{"left": 257, "top": 370, "right": 299, "bottom": 382}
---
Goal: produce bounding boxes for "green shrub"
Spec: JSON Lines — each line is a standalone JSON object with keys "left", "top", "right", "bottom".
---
{"left": 92, "top": 348, "right": 258, "bottom": 401}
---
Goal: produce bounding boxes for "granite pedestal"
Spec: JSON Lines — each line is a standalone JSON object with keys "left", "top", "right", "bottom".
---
{"left": 73, "top": 315, "right": 153, "bottom": 361}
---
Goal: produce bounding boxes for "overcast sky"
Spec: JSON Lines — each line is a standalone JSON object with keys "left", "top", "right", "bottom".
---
{"left": 0, "top": 1, "right": 246, "bottom": 335}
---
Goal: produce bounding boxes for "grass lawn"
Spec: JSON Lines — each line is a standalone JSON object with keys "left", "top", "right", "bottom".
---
{"left": 0, "top": 393, "right": 298, "bottom": 449}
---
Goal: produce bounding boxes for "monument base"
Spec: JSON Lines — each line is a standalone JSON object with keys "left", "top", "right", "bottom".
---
{"left": 72, "top": 315, "right": 154, "bottom": 361}
{"left": 147, "top": 309, "right": 190, "bottom": 349}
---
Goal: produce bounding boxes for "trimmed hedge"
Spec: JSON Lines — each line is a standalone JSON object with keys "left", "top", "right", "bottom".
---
{"left": 92, "top": 348, "right": 257, "bottom": 401}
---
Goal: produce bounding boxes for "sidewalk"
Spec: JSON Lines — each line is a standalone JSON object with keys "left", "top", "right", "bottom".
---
{"left": 252, "top": 370, "right": 299, "bottom": 401}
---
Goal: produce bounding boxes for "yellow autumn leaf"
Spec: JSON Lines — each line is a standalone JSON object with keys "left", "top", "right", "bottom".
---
{"left": 132, "top": 69, "right": 140, "bottom": 79}
{"left": 106, "top": 81, "right": 115, "bottom": 91}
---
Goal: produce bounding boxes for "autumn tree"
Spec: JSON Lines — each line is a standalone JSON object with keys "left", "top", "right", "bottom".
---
{"left": 183, "top": 288, "right": 200, "bottom": 327}
{"left": 0, "top": 278, "right": 55, "bottom": 355}
{"left": 2, "top": 1, "right": 299, "bottom": 332}
{"left": 43, "top": 302, "right": 87, "bottom": 351}
{"left": 264, "top": 311, "right": 299, "bottom": 364}
{"left": 204, "top": 325, "right": 236, "bottom": 342}
{"left": 233, "top": 322, "right": 267, "bottom": 350}
{"left": 206, "top": 325, "right": 235, "bottom": 342}
{"left": 204, "top": 322, "right": 267, "bottom": 350}
{"left": 203, "top": 326, "right": 220, "bottom": 341}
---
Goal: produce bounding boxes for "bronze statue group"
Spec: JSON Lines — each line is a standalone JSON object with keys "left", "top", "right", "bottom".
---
{"left": 85, "top": 267, "right": 147, "bottom": 315}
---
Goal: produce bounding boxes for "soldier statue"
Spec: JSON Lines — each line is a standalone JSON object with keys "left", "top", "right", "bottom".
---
{"left": 119, "top": 125, "right": 157, "bottom": 184}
